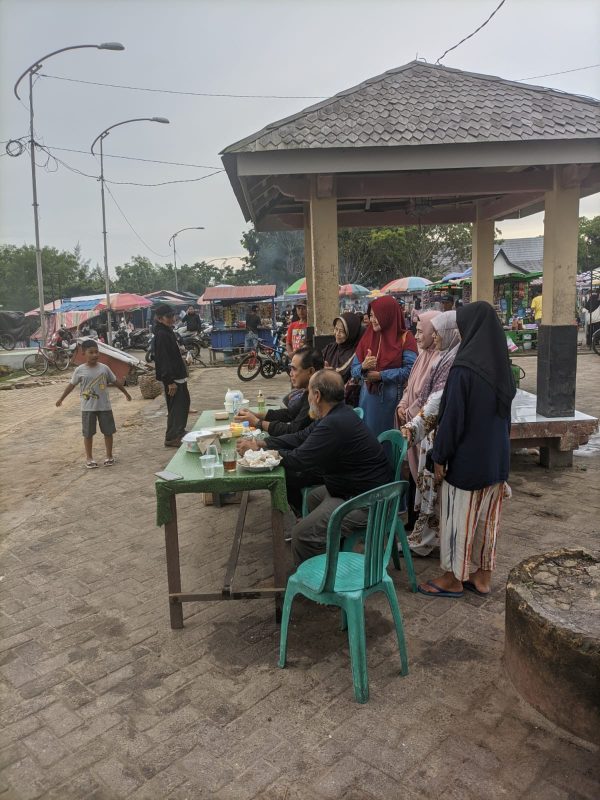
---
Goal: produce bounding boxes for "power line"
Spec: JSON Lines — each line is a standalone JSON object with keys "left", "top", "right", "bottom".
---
{"left": 518, "top": 63, "right": 600, "bottom": 81}
{"left": 35, "top": 142, "right": 225, "bottom": 186}
{"left": 436, "top": 0, "right": 507, "bottom": 64}
{"left": 39, "top": 144, "right": 222, "bottom": 170}
{"left": 39, "top": 72, "right": 327, "bottom": 100}
{"left": 104, "top": 184, "right": 170, "bottom": 258}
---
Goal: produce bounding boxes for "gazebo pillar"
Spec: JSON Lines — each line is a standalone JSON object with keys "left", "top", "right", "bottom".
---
{"left": 309, "top": 176, "right": 339, "bottom": 347}
{"left": 537, "top": 166, "right": 580, "bottom": 433}
{"left": 471, "top": 206, "right": 495, "bottom": 303}
{"left": 303, "top": 204, "right": 316, "bottom": 330}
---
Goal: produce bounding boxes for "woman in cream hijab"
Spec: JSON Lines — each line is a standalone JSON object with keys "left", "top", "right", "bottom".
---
{"left": 400, "top": 311, "right": 461, "bottom": 556}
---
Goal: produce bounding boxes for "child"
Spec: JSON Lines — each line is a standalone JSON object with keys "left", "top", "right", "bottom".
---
{"left": 56, "top": 340, "right": 131, "bottom": 468}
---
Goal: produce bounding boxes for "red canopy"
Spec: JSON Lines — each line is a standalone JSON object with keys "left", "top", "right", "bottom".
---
{"left": 95, "top": 293, "right": 152, "bottom": 312}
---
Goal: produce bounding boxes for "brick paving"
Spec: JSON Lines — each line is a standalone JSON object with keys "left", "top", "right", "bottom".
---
{"left": 0, "top": 355, "right": 598, "bottom": 799}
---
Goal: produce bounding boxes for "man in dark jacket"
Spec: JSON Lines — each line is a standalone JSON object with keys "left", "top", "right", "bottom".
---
{"left": 181, "top": 305, "right": 202, "bottom": 333}
{"left": 238, "top": 370, "right": 392, "bottom": 564}
{"left": 234, "top": 346, "right": 323, "bottom": 436}
{"left": 154, "top": 304, "right": 190, "bottom": 447}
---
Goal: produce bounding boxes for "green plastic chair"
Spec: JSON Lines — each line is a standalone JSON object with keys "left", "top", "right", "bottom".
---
{"left": 341, "top": 429, "right": 417, "bottom": 591}
{"left": 278, "top": 481, "right": 409, "bottom": 703}
{"left": 300, "top": 405, "right": 364, "bottom": 516}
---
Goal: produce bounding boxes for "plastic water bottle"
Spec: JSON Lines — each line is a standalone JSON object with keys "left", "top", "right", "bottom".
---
{"left": 257, "top": 390, "right": 266, "bottom": 414}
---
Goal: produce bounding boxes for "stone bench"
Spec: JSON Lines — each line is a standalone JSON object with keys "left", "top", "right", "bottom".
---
{"left": 510, "top": 389, "right": 598, "bottom": 467}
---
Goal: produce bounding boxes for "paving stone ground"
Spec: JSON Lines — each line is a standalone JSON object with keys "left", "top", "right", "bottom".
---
{"left": 1, "top": 353, "right": 598, "bottom": 800}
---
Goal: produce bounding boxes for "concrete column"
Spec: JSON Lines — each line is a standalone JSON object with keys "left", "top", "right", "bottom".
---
{"left": 303, "top": 204, "right": 316, "bottom": 330}
{"left": 309, "top": 176, "right": 339, "bottom": 343}
{"left": 537, "top": 166, "right": 580, "bottom": 419}
{"left": 471, "top": 206, "right": 495, "bottom": 303}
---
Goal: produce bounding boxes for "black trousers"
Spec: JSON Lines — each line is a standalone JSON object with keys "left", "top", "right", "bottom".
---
{"left": 163, "top": 381, "right": 190, "bottom": 442}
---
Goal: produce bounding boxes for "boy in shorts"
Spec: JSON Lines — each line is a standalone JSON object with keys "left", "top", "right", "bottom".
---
{"left": 56, "top": 339, "right": 131, "bottom": 468}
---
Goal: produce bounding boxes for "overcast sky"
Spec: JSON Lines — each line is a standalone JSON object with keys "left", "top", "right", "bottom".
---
{"left": 1, "top": 0, "right": 599, "bottom": 276}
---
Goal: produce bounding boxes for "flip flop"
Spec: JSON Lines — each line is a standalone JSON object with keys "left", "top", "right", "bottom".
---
{"left": 417, "top": 580, "right": 464, "bottom": 598}
{"left": 85, "top": 460, "right": 98, "bottom": 469}
{"left": 103, "top": 457, "right": 115, "bottom": 467}
{"left": 463, "top": 580, "right": 490, "bottom": 597}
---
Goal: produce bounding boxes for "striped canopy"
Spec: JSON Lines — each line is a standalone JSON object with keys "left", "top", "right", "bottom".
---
{"left": 381, "top": 276, "right": 433, "bottom": 293}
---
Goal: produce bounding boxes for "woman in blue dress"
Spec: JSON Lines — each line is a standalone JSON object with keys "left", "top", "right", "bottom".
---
{"left": 351, "top": 295, "right": 418, "bottom": 438}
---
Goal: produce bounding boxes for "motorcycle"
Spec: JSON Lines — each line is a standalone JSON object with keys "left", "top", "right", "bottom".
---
{"left": 114, "top": 326, "right": 150, "bottom": 351}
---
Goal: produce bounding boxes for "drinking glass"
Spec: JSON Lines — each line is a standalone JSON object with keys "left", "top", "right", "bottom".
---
{"left": 221, "top": 440, "right": 237, "bottom": 472}
{"left": 199, "top": 454, "right": 216, "bottom": 478}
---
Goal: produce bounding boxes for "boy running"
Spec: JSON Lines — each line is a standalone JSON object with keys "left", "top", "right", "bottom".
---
{"left": 56, "top": 339, "right": 131, "bottom": 468}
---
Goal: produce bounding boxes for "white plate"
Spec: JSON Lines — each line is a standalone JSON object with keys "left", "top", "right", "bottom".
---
{"left": 238, "top": 461, "right": 281, "bottom": 472}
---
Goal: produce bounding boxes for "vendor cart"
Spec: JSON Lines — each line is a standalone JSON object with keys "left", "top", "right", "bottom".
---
{"left": 201, "top": 285, "right": 277, "bottom": 360}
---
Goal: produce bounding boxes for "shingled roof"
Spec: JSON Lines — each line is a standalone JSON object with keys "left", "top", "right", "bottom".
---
{"left": 494, "top": 236, "right": 544, "bottom": 273}
{"left": 222, "top": 61, "right": 600, "bottom": 154}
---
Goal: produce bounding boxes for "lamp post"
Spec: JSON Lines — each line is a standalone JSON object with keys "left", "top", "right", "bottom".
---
{"left": 14, "top": 42, "right": 125, "bottom": 343}
{"left": 168, "top": 227, "right": 205, "bottom": 292}
{"left": 91, "top": 117, "right": 169, "bottom": 344}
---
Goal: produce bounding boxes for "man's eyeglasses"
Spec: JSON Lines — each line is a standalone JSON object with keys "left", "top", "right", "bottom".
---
{"left": 333, "top": 326, "right": 345, "bottom": 334}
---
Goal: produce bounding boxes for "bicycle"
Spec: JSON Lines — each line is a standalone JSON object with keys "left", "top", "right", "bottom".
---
{"left": 0, "top": 332, "right": 16, "bottom": 350}
{"left": 592, "top": 328, "right": 600, "bottom": 356}
{"left": 23, "top": 340, "right": 71, "bottom": 377}
{"left": 258, "top": 341, "right": 291, "bottom": 379}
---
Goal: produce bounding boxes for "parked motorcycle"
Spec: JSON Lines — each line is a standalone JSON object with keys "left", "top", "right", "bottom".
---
{"left": 114, "top": 326, "right": 150, "bottom": 351}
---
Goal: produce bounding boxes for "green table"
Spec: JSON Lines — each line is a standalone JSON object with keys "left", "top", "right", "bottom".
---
{"left": 156, "top": 409, "right": 288, "bottom": 628}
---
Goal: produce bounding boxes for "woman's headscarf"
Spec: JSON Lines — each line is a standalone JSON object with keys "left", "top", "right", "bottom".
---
{"left": 417, "top": 311, "right": 461, "bottom": 404}
{"left": 355, "top": 296, "right": 418, "bottom": 369}
{"left": 442, "top": 301, "right": 516, "bottom": 419}
{"left": 397, "top": 311, "right": 440, "bottom": 421}
{"left": 322, "top": 312, "right": 362, "bottom": 372}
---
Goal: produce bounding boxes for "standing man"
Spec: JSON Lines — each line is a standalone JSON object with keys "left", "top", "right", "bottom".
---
{"left": 286, "top": 302, "right": 308, "bottom": 355}
{"left": 181, "top": 305, "right": 202, "bottom": 332}
{"left": 530, "top": 288, "right": 543, "bottom": 324}
{"left": 153, "top": 304, "right": 190, "bottom": 447}
{"left": 440, "top": 294, "right": 455, "bottom": 312}
{"left": 245, "top": 304, "right": 262, "bottom": 351}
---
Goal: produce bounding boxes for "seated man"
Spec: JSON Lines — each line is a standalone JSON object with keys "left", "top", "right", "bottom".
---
{"left": 238, "top": 370, "right": 392, "bottom": 565}
{"left": 235, "top": 347, "right": 323, "bottom": 437}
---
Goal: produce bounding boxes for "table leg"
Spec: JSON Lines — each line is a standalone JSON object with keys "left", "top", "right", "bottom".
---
{"left": 271, "top": 509, "right": 286, "bottom": 624}
{"left": 164, "top": 495, "right": 184, "bottom": 629}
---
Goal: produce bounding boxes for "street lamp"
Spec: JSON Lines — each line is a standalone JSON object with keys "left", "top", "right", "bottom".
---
{"left": 168, "top": 227, "right": 205, "bottom": 292}
{"left": 14, "top": 42, "right": 125, "bottom": 342}
{"left": 91, "top": 117, "right": 169, "bottom": 344}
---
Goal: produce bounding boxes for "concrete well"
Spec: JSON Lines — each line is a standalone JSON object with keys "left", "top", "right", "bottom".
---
{"left": 505, "top": 549, "right": 600, "bottom": 744}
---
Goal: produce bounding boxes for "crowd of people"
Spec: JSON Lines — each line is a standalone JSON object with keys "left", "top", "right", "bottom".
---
{"left": 235, "top": 295, "right": 516, "bottom": 598}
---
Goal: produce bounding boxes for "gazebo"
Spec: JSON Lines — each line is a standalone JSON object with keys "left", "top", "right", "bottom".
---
{"left": 221, "top": 60, "right": 600, "bottom": 421}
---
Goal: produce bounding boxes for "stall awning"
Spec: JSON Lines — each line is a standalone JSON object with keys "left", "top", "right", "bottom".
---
{"left": 201, "top": 285, "right": 277, "bottom": 302}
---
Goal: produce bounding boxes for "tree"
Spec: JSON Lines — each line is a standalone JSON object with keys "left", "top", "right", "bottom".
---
{"left": 578, "top": 216, "right": 600, "bottom": 272}
{"left": 0, "top": 244, "right": 105, "bottom": 311}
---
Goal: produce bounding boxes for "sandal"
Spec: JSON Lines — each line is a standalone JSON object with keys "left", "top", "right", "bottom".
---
{"left": 104, "top": 457, "right": 115, "bottom": 467}
{"left": 85, "top": 460, "right": 98, "bottom": 469}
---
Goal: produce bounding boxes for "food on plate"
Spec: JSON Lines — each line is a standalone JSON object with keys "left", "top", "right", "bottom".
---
{"left": 238, "top": 449, "right": 281, "bottom": 468}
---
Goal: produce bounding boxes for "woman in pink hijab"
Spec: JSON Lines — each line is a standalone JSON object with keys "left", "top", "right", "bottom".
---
{"left": 396, "top": 310, "right": 441, "bottom": 483}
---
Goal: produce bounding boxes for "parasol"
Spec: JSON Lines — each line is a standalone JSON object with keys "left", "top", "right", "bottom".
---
{"left": 95, "top": 293, "right": 153, "bottom": 312}
{"left": 381, "top": 276, "right": 433, "bottom": 293}
{"left": 338, "top": 283, "right": 370, "bottom": 296}
{"left": 284, "top": 277, "right": 307, "bottom": 295}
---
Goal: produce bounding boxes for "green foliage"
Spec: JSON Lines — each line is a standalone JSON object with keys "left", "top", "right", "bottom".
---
{"left": 578, "top": 216, "right": 600, "bottom": 272}
{"left": 242, "top": 223, "right": 473, "bottom": 290}
{"left": 0, "top": 243, "right": 104, "bottom": 311}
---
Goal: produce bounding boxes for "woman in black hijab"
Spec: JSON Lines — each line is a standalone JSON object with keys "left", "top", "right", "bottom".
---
{"left": 418, "top": 301, "right": 516, "bottom": 599}
{"left": 322, "top": 312, "right": 363, "bottom": 383}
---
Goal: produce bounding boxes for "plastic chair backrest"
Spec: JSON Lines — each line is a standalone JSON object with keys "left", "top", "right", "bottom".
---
{"left": 353, "top": 407, "right": 364, "bottom": 420}
{"left": 319, "top": 481, "right": 407, "bottom": 593}
{"left": 377, "top": 429, "right": 408, "bottom": 480}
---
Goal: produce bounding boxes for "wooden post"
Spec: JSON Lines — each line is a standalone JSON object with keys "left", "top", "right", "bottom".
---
{"left": 303, "top": 204, "right": 316, "bottom": 330}
{"left": 537, "top": 166, "right": 580, "bottom": 418}
{"left": 471, "top": 205, "right": 495, "bottom": 304}
{"left": 309, "top": 175, "right": 339, "bottom": 340}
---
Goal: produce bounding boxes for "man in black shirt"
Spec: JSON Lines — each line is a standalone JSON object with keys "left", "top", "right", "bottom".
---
{"left": 234, "top": 346, "right": 323, "bottom": 436}
{"left": 181, "top": 305, "right": 202, "bottom": 333}
{"left": 238, "top": 370, "right": 392, "bottom": 564}
{"left": 154, "top": 304, "right": 190, "bottom": 447}
{"left": 245, "top": 305, "right": 261, "bottom": 351}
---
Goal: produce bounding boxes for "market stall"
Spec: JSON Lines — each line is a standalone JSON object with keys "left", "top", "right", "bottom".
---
{"left": 200, "top": 285, "right": 277, "bottom": 354}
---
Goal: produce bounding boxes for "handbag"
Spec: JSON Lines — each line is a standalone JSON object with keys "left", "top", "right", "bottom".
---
{"left": 344, "top": 377, "right": 361, "bottom": 408}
